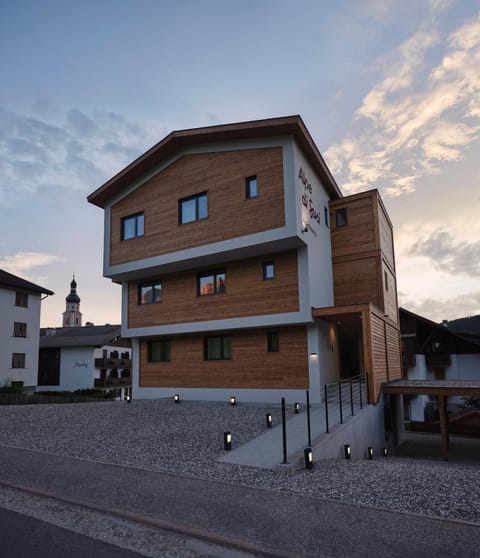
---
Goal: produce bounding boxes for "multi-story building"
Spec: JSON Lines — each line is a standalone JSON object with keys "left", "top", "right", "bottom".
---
{"left": 88, "top": 115, "right": 401, "bottom": 404}
{"left": 0, "top": 269, "right": 53, "bottom": 389}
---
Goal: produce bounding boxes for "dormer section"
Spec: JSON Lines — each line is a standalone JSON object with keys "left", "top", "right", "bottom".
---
{"left": 329, "top": 190, "right": 398, "bottom": 323}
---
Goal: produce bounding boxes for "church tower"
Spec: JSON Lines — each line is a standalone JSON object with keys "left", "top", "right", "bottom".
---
{"left": 62, "top": 275, "right": 82, "bottom": 327}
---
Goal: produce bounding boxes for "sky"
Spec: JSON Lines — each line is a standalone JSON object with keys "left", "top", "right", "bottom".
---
{"left": 0, "top": 0, "right": 479, "bottom": 327}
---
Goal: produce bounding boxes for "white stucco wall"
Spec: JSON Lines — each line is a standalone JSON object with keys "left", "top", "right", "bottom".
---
{"left": 0, "top": 287, "right": 42, "bottom": 388}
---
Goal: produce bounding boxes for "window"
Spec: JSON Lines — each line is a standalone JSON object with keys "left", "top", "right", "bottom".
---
{"left": 15, "top": 292, "right": 28, "bottom": 308}
{"left": 245, "top": 175, "right": 258, "bottom": 199}
{"left": 204, "top": 335, "right": 232, "bottom": 360}
{"left": 335, "top": 208, "right": 348, "bottom": 228}
{"left": 122, "top": 212, "right": 144, "bottom": 240}
{"left": 384, "top": 271, "right": 389, "bottom": 292}
{"left": 12, "top": 353, "right": 25, "bottom": 368}
{"left": 267, "top": 332, "right": 279, "bottom": 352}
{"left": 148, "top": 340, "right": 171, "bottom": 362}
{"left": 139, "top": 281, "right": 162, "bottom": 304}
{"left": 13, "top": 322, "right": 27, "bottom": 337}
{"left": 179, "top": 192, "right": 208, "bottom": 224}
{"left": 324, "top": 206, "right": 329, "bottom": 228}
{"left": 198, "top": 270, "right": 226, "bottom": 295}
{"left": 263, "top": 262, "right": 275, "bottom": 280}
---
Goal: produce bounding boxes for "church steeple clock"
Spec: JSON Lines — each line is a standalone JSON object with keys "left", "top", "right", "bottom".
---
{"left": 62, "top": 274, "right": 82, "bottom": 327}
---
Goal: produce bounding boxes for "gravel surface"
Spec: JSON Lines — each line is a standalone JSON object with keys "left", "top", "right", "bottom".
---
{"left": 0, "top": 398, "right": 479, "bottom": 533}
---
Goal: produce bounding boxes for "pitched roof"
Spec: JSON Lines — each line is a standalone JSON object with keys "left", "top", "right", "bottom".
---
{"left": 40, "top": 324, "right": 127, "bottom": 348}
{"left": 87, "top": 115, "right": 343, "bottom": 208}
{"left": 0, "top": 268, "right": 54, "bottom": 296}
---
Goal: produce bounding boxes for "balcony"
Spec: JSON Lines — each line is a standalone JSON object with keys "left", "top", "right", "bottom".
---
{"left": 425, "top": 353, "right": 451, "bottom": 369}
{"left": 95, "top": 358, "right": 132, "bottom": 369}
{"left": 94, "top": 376, "right": 131, "bottom": 388}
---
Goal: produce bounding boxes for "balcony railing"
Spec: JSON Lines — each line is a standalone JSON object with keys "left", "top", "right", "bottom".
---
{"left": 94, "top": 376, "right": 131, "bottom": 388}
{"left": 94, "top": 358, "right": 132, "bottom": 369}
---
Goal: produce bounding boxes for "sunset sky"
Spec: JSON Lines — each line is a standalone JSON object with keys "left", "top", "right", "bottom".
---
{"left": 1, "top": 0, "right": 479, "bottom": 327}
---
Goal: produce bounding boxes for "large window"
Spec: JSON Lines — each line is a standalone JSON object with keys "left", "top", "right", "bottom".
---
{"left": 148, "top": 340, "right": 171, "bottom": 362}
{"left": 13, "top": 322, "right": 27, "bottom": 337}
{"left": 198, "top": 270, "right": 226, "bottom": 296}
{"left": 122, "top": 212, "right": 144, "bottom": 240}
{"left": 15, "top": 292, "right": 28, "bottom": 308}
{"left": 139, "top": 281, "right": 162, "bottom": 304}
{"left": 204, "top": 335, "right": 232, "bottom": 360}
{"left": 245, "top": 175, "right": 258, "bottom": 199}
{"left": 12, "top": 353, "right": 25, "bottom": 368}
{"left": 335, "top": 208, "right": 348, "bottom": 228}
{"left": 179, "top": 192, "right": 208, "bottom": 224}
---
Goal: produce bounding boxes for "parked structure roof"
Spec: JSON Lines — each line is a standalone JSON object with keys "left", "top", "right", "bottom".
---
{"left": 40, "top": 324, "right": 128, "bottom": 348}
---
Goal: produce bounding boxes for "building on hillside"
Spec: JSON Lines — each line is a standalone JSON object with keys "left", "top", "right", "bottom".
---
{"left": 400, "top": 307, "right": 480, "bottom": 421}
{"left": 0, "top": 269, "right": 53, "bottom": 389}
{"left": 87, "top": 115, "right": 402, "bottom": 405}
{"left": 62, "top": 275, "right": 82, "bottom": 327}
{"left": 38, "top": 324, "right": 132, "bottom": 398}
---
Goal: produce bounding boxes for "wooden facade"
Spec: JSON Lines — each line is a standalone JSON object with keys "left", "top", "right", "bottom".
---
{"left": 110, "top": 148, "right": 285, "bottom": 266}
{"left": 128, "top": 250, "right": 299, "bottom": 328}
{"left": 139, "top": 326, "right": 308, "bottom": 390}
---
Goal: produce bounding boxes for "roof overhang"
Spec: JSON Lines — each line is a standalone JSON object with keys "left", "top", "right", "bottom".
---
{"left": 383, "top": 380, "right": 480, "bottom": 397}
{"left": 87, "top": 115, "right": 342, "bottom": 208}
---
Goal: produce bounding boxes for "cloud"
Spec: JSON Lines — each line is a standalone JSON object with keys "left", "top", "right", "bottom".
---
{"left": 0, "top": 252, "right": 61, "bottom": 277}
{"left": 0, "top": 108, "right": 166, "bottom": 207}
{"left": 400, "top": 290, "right": 480, "bottom": 322}
{"left": 409, "top": 229, "right": 480, "bottom": 276}
{"left": 324, "top": 12, "right": 480, "bottom": 197}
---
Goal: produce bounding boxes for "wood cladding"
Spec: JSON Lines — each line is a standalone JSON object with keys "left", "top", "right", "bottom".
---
{"left": 128, "top": 250, "right": 299, "bottom": 328}
{"left": 110, "top": 148, "right": 285, "bottom": 266}
{"left": 139, "top": 326, "right": 309, "bottom": 389}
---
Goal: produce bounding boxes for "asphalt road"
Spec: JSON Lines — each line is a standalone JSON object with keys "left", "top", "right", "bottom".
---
{"left": 0, "top": 507, "right": 149, "bottom": 558}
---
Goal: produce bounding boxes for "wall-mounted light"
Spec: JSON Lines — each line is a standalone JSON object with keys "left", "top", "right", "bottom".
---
{"left": 309, "top": 352, "right": 318, "bottom": 359}
{"left": 266, "top": 413, "right": 272, "bottom": 428}
{"left": 367, "top": 447, "right": 374, "bottom": 460}
{"left": 224, "top": 431, "right": 232, "bottom": 451}
{"left": 174, "top": 394, "right": 180, "bottom": 404}
{"left": 230, "top": 396, "right": 236, "bottom": 406}
{"left": 344, "top": 444, "right": 351, "bottom": 460}
{"left": 294, "top": 402, "right": 300, "bottom": 414}
{"left": 304, "top": 447, "right": 314, "bottom": 469}
{"left": 301, "top": 221, "right": 309, "bottom": 233}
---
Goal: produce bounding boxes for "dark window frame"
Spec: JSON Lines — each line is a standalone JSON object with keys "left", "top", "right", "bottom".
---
{"left": 267, "top": 331, "right": 280, "bottom": 352}
{"left": 335, "top": 208, "right": 348, "bottom": 228}
{"left": 138, "top": 281, "right": 162, "bottom": 305}
{"left": 324, "top": 206, "right": 329, "bottom": 228}
{"left": 12, "top": 353, "right": 26, "bottom": 369}
{"left": 245, "top": 175, "right": 258, "bottom": 199}
{"left": 121, "top": 212, "right": 144, "bottom": 240}
{"left": 179, "top": 192, "right": 208, "bottom": 225}
{"left": 13, "top": 322, "right": 27, "bottom": 337}
{"left": 263, "top": 262, "right": 275, "bottom": 280}
{"left": 197, "top": 269, "right": 226, "bottom": 296}
{"left": 384, "top": 271, "right": 389, "bottom": 292}
{"left": 15, "top": 292, "right": 28, "bottom": 308}
{"left": 148, "top": 340, "right": 171, "bottom": 363}
{"left": 204, "top": 335, "right": 232, "bottom": 360}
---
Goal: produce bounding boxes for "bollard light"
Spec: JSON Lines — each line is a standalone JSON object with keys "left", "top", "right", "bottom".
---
{"left": 224, "top": 431, "right": 232, "bottom": 451}
{"left": 230, "top": 396, "right": 236, "bottom": 406}
{"left": 344, "top": 444, "right": 351, "bottom": 460}
{"left": 382, "top": 447, "right": 388, "bottom": 457}
{"left": 304, "top": 447, "right": 314, "bottom": 470}
{"left": 125, "top": 395, "right": 131, "bottom": 403}
{"left": 266, "top": 413, "right": 272, "bottom": 428}
{"left": 294, "top": 402, "right": 300, "bottom": 414}
{"left": 174, "top": 394, "right": 180, "bottom": 403}
{"left": 368, "top": 446, "right": 374, "bottom": 460}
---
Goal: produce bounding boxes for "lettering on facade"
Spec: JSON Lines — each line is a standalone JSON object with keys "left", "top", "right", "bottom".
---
{"left": 74, "top": 361, "right": 88, "bottom": 368}
{"left": 298, "top": 167, "right": 321, "bottom": 227}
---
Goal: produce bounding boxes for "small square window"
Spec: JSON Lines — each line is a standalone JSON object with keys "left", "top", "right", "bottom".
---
{"left": 179, "top": 192, "right": 208, "bottom": 224}
{"left": 245, "top": 175, "right": 258, "bottom": 199}
{"left": 15, "top": 292, "right": 28, "bottom": 308}
{"left": 263, "top": 262, "right": 275, "bottom": 280}
{"left": 204, "top": 335, "right": 232, "bottom": 360}
{"left": 122, "top": 212, "right": 144, "bottom": 240}
{"left": 148, "top": 340, "right": 171, "bottom": 362}
{"left": 267, "top": 332, "right": 279, "bottom": 352}
{"left": 12, "top": 353, "right": 25, "bottom": 368}
{"left": 335, "top": 208, "right": 348, "bottom": 228}
{"left": 139, "top": 281, "right": 162, "bottom": 304}
{"left": 13, "top": 322, "right": 27, "bottom": 337}
{"left": 324, "top": 206, "right": 329, "bottom": 228}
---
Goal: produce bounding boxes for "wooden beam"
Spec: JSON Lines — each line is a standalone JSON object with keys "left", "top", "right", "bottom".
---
{"left": 438, "top": 395, "right": 449, "bottom": 461}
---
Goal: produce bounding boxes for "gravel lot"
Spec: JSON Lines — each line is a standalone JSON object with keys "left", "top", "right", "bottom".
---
{"left": 0, "top": 398, "right": 479, "bottom": 556}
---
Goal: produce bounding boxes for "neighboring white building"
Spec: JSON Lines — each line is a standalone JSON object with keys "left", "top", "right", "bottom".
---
{"left": 0, "top": 269, "right": 53, "bottom": 389}
{"left": 38, "top": 324, "right": 132, "bottom": 397}
{"left": 400, "top": 307, "right": 480, "bottom": 421}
